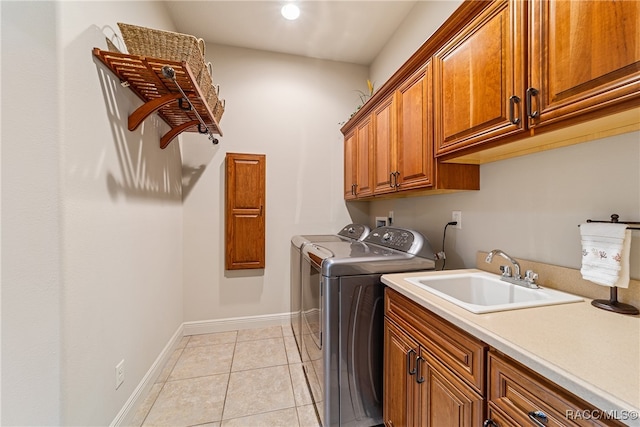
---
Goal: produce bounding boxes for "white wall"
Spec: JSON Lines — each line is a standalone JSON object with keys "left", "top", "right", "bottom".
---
{"left": 181, "top": 45, "right": 370, "bottom": 322}
{"left": 367, "top": 1, "right": 640, "bottom": 278}
{"left": 369, "top": 0, "right": 463, "bottom": 87}
{"left": 2, "top": 1, "right": 185, "bottom": 425}
{"left": 2, "top": 2, "right": 62, "bottom": 424}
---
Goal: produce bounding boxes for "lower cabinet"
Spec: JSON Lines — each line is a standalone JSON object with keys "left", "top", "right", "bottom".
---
{"left": 384, "top": 288, "right": 486, "bottom": 427}
{"left": 485, "top": 350, "right": 626, "bottom": 427}
{"left": 384, "top": 288, "right": 627, "bottom": 427}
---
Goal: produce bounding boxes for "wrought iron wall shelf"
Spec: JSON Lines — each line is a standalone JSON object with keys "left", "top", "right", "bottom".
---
{"left": 93, "top": 48, "right": 222, "bottom": 149}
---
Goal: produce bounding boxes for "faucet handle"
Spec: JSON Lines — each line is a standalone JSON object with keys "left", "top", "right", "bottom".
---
{"left": 524, "top": 270, "right": 539, "bottom": 284}
{"left": 499, "top": 265, "right": 512, "bottom": 277}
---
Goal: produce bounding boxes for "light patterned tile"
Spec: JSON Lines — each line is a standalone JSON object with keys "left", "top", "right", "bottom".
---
{"left": 169, "top": 343, "right": 234, "bottom": 381}
{"left": 288, "top": 363, "right": 312, "bottom": 407}
{"left": 297, "top": 405, "right": 320, "bottom": 427}
{"left": 223, "top": 365, "right": 295, "bottom": 420}
{"left": 187, "top": 331, "right": 237, "bottom": 347}
{"left": 237, "top": 325, "right": 283, "bottom": 342}
{"left": 231, "top": 337, "right": 287, "bottom": 372}
{"left": 143, "top": 374, "right": 228, "bottom": 426}
{"left": 130, "top": 383, "right": 163, "bottom": 426}
{"left": 221, "top": 407, "right": 299, "bottom": 427}
{"left": 282, "top": 325, "right": 294, "bottom": 337}
{"left": 175, "top": 336, "right": 190, "bottom": 350}
{"left": 156, "top": 349, "right": 184, "bottom": 383}
{"left": 284, "top": 336, "right": 301, "bottom": 364}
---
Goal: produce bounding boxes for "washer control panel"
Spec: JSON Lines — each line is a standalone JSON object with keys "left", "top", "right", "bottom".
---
{"left": 364, "top": 227, "right": 416, "bottom": 253}
{"left": 337, "top": 224, "right": 370, "bottom": 241}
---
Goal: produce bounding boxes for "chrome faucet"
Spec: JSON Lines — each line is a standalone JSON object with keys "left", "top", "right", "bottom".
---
{"left": 485, "top": 249, "right": 539, "bottom": 289}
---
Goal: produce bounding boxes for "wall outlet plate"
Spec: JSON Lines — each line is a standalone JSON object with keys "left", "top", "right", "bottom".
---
{"left": 115, "top": 359, "right": 125, "bottom": 389}
{"left": 452, "top": 211, "right": 462, "bottom": 229}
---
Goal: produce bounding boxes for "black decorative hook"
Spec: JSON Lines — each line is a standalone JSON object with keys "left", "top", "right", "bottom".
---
{"left": 178, "top": 98, "right": 192, "bottom": 111}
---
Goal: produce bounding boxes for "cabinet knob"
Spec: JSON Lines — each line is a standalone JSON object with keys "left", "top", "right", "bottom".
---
{"left": 483, "top": 420, "right": 499, "bottom": 427}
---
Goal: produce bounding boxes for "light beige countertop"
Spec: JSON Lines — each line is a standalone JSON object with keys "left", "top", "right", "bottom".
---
{"left": 381, "top": 269, "right": 640, "bottom": 423}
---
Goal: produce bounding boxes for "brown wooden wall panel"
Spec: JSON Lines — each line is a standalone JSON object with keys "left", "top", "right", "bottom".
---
{"left": 225, "top": 153, "right": 265, "bottom": 270}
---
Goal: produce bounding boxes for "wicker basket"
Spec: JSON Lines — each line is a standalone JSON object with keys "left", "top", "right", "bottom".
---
{"left": 213, "top": 98, "right": 225, "bottom": 123}
{"left": 105, "top": 37, "right": 122, "bottom": 53}
{"left": 205, "top": 87, "right": 219, "bottom": 117}
{"left": 117, "top": 22, "right": 206, "bottom": 83}
{"left": 199, "top": 62, "right": 214, "bottom": 100}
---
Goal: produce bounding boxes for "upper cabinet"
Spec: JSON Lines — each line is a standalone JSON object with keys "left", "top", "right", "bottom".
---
{"left": 340, "top": 0, "right": 639, "bottom": 200}
{"left": 435, "top": 0, "right": 639, "bottom": 161}
{"left": 434, "top": 0, "right": 526, "bottom": 156}
{"left": 370, "top": 66, "right": 435, "bottom": 197}
{"left": 344, "top": 118, "right": 374, "bottom": 200}
{"left": 528, "top": 0, "right": 640, "bottom": 128}
{"left": 372, "top": 94, "right": 397, "bottom": 195}
{"left": 396, "top": 64, "right": 434, "bottom": 191}
{"left": 345, "top": 62, "right": 479, "bottom": 201}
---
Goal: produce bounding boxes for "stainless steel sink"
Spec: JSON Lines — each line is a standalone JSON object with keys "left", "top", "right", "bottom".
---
{"left": 405, "top": 271, "right": 583, "bottom": 313}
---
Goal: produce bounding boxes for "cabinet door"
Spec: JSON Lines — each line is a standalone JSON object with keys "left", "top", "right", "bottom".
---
{"left": 225, "top": 153, "right": 265, "bottom": 270}
{"left": 384, "top": 319, "right": 419, "bottom": 427}
{"left": 373, "top": 94, "right": 397, "bottom": 195}
{"left": 528, "top": 0, "right": 640, "bottom": 128}
{"left": 355, "top": 117, "right": 374, "bottom": 197}
{"left": 397, "top": 63, "right": 434, "bottom": 190}
{"left": 434, "top": 0, "right": 526, "bottom": 156}
{"left": 417, "top": 352, "right": 484, "bottom": 427}
{"left": 344, "top": 130, "right": 357, "bottom": 200}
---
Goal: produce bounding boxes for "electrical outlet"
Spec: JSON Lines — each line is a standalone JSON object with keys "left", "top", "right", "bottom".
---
{"left": 452, "top": 211, "right": 462, "bottom": 229}
{"left": 115, "top": 359, "right": 125, "bottom": 389}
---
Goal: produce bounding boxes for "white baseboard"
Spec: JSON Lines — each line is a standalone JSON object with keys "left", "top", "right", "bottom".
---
{"left": 111, "top": 323, "right": 184, "bottom": 427}
{"left": 183, "top": 312, "right": 291, "bottom": 336}
{"left": 112, "top": 312, "right": 293, "bottom": 426}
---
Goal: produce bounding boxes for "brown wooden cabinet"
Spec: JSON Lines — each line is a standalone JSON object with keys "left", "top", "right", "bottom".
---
{"left": 385, "top": 288, "right": 628, "bottom": 427}
{"left": 372, "top": 94, "right": 397, "bottom": 195}
{"left": 396, "top": 64, "right": 434, "bottom": 191}
{"left": 485, "top": 350, "right": 625, "bottom": 427}
{"left": 343, "top": 62, "right": 480, "bottom": 201}
{"left": 344, "top": 130, "right": 357, "bottom": 200}
{"left": 435, "top": 0, "right": 640, "bottom": 159}
{"left": 225, "top": 153, "right": 265, "bottom": 270}
{"left": 344, "top": 118, "right": 373, "bottom": 199}
{"left": 384, "top": 288, "right": 486, "bottom": 427}
{"left": 528, "top": 0, "right": 640, "bottom": 129}
{"left": 341, "top": 0, "right": 639, "bottom": 175}
{"left": 373, "top": 64, "right": 435, "bottom": 195}
{"left": 383, "top": 318, "right": 418, "bottom": 427}
{"left": 434, "top": 0, "right": 526, "bottom": 156}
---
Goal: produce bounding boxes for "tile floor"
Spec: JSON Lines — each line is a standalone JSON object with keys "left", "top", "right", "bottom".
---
{"left": 130, "top": 325, "right": 321, "bottom": 427}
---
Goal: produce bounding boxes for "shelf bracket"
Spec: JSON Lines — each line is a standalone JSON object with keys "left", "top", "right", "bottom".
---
{"left": 160, "top": 120, "right": 200, "bottom": 149}
{"left": 128, "top": 93, "right": 183, "bottom": 131}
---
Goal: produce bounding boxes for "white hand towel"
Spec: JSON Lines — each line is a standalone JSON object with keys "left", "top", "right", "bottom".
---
{"left": 580, "top": 223, "right": 631, "bottom": 288}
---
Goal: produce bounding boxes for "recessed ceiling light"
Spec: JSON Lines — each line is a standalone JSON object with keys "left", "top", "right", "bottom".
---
{"left": 281, "top": 3, "right": 300, "bottom": 20}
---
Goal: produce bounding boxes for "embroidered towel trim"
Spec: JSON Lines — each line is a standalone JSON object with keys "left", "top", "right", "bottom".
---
{"left": 580, "top": 223, "right": 631, "bottom": 288}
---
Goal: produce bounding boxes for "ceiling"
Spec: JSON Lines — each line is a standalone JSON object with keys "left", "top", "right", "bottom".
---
{"left": 164, "top": 1, "right": 418, "bottom": 65}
